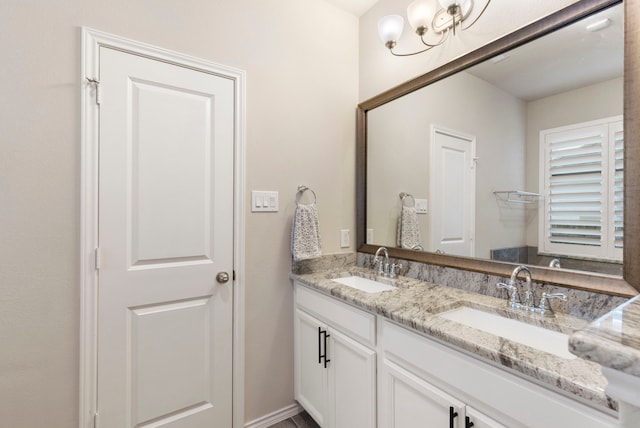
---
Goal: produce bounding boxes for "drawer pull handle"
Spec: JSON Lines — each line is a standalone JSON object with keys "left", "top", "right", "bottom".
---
{"left": 465, "top": 416, "right": 474, "bottom": 428}
{"left": 318, "top": 327, "right": 330, "bottom": 368}
{"left": 449, "top": 406, "right": 458, "bottom": 428}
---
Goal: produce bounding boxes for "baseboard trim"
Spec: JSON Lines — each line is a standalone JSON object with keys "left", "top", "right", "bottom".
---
{"left": 245, "top": 403, "right": 303, "bottom": 428}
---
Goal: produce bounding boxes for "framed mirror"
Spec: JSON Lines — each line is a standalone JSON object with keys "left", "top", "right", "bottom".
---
{"left": 356, "top": 0, "right": 639, "bottom": 297}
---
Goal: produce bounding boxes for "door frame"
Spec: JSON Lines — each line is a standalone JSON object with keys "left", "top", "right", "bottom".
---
{"left": 79, "top": 27, "right": 246, "bottom": 428}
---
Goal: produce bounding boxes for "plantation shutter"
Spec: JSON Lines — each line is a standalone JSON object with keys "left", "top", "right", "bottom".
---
{"left": 611, "top": 121, "right": 624, "bottom": 251}
{"left": 546, "top": 124, "right": 607, "bottom": 247}
{"left": 540, "top": 116, "right": 623, "bottom": 261}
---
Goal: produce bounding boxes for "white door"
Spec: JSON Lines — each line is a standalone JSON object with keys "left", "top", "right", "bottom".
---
{"left": 378, "top": 359, "right": 465, "bottom": 428}
{"left": 294, "top": 309, "right": 328, "bottom": 426}
{"left": 430, "top": 126, "right": 476, "bottom": 257}
{"left": 96, "top": 46, "right": 235, "bottom": 427}
{"left": 328, "top": 328, "right": 376, "bottom": 428}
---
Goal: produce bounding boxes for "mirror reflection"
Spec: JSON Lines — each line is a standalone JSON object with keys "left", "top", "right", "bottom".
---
{"left": 366, "top": 3, "right": 623, "bottom": 276}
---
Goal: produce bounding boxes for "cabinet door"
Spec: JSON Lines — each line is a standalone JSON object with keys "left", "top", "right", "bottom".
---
{"left": 379, "top": 358, "right": 465, "bottom": 428}
{"left": 328, "top": 328, "right": 376, "bottom": 428}
{"left": 294, "top": 308, "right": 327, "bottom": 426}
{"left": 465, "top": 406, "right": 507, "bottom": 428}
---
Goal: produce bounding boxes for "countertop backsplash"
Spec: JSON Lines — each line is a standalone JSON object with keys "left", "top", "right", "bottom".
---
{"left": 356, "top": 252, "right": 628, "bottom": 321}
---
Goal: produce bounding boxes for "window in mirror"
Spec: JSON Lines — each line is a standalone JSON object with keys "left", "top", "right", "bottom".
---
{"left": 539, "top": 116, "right": 623, "bottom": 261}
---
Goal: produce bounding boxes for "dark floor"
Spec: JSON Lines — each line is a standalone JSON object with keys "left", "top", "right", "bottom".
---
{"left": 267, "top": 411, "right": 320, "bottom": 428}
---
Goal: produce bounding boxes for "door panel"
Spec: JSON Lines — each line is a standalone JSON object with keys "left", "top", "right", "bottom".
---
{"left": 379, "top": 359, "right": 465, "bottom": 428}
{"left": 329, "top": 328, "right": 376, "bottom": 428}
{"left": 131, "top": 298, "right": 212, "bottom": 424}
{"left": 130, "top": 79, "right": 215, "bottom": 265}
{"left": 294, "top": 308, "right": 327, "bottom": 426}
{"left": 97, "top": 46, "right": 234, "bottom": 427}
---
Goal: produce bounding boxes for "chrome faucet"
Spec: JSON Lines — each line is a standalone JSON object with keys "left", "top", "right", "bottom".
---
{"left": 510, "top": 265, "right": 534, "bottom": 310}
{"left": 374, "top": 247, "right": 389, "bottom": 277}
{"left": 496, "top": 264, "right": 566, "bottom": 318}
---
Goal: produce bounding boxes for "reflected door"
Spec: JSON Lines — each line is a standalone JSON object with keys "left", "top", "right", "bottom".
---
{"left": 96, "top": 47, "right": 234, "bottom": 427}
{"left": 430, "top": 126, "right": 476, "bottom": 257}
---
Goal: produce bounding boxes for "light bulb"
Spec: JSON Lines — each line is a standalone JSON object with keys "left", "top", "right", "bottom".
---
{"left": 407, "top": 0, "right": 434, "bottom": 35}
{"left": 377, "top": 15, "right": 405, "bottom": 48}
{"left": 438, "top": 0, "right": 459, "bottom": 8}
{"left": 438, "top": 0, "right": 470, "bottom": 12}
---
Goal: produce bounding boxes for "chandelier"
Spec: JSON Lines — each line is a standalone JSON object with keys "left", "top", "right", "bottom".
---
{"left": 377, "top": 0, "right": 491, "bottom": 56}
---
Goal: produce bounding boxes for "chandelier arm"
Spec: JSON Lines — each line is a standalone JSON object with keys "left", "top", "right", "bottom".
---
{"left": 390, "top": 44, "right": 439, "bottom": 57}
{"left": 420, "top": 31, "right": 448, "bottom": 48}
{"left": 461, "top": 0, "right": 492, "bottom": 31}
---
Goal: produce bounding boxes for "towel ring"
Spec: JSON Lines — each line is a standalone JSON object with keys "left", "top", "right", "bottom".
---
{"left": 296, "top": 185, "right": 317, "bottom": 205}
{"left": 399, "top": 192, "right": 415, "bottom": 208}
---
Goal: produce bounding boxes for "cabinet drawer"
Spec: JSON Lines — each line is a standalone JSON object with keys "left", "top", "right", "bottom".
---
{"left": 295, "top": 283, "right": 376, "bottom": 347}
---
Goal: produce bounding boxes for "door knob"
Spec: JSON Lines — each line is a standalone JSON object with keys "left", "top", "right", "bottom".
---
{"left": 216, "top": 272, "right": 230, "bottom": 283}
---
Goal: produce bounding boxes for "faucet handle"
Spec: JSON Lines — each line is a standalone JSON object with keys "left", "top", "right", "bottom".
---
{"left": 538, "top": 292, "right": 567, "bottom": 318}
{"left": 497, "top": 282, "right": 521, "bottom": 308}
{"left": 389, "top": 263, "right": 403, "bottom": 279}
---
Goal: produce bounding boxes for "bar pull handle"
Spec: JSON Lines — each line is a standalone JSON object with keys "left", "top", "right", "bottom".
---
{"left": 318, "top": 326, "right": 322, "bottom": 364}
{"left": 449, "top": 406, "right": 458, "bottom": 428}
{"left": 322, "top": 329, "right": 331, "bottom": 368}
{"left": 465, "top": 416, "right": 474, "bottom": 428}
{"left": 318, "top": 327, "right": 330, "bottom": 368}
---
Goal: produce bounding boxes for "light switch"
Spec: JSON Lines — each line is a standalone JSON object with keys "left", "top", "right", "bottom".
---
{"left": 252, "top": 191, "right": 279, "bottom": 212}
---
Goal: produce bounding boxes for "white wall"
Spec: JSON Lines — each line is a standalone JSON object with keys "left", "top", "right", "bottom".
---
{"left": 0, "top": 0, "right": 606, "bottom": 425}
{"left": 524, "top": 77, "right": 624, "bottom": 245}
{"left": 0, "top": 0, "right": 357, "bottom": 426}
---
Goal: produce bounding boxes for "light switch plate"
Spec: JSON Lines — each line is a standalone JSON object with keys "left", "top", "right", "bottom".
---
{"left": 252, "top": 191, "right": 279, "bottom": 212}
{"left": 340, "top": 229, "right": 350, "bottom": 248}
{"left": 415, "top": 198, "right": 428, "bottom": 214}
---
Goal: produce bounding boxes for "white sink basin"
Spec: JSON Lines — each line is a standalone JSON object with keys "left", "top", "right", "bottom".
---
{"left": 331, "top": 276, "right": 396, "bottom": 293}
{"left": 438, "top": 306, "right": 575, "bottom": 359}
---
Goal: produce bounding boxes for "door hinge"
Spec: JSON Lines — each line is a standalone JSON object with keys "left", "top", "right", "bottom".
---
{"left": 86, "top": 77, "right": 101, "bottom": 105}
{"left": 94, "top": 248, "right": 101, "bottom": 270}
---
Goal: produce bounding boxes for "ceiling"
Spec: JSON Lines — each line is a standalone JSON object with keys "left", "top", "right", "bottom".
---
{"left": 322, "top": 0, "right": 380, "bottom": 16}
{"left": 466, "top": 3, "right": 623, "bottom": 101}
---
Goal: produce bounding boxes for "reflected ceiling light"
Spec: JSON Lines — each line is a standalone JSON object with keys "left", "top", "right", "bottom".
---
{"left": 378, "top": 0, "right": 491, "bottom": 57}
{"left": 586, "top": 18, "right": 611, "bottom": 32}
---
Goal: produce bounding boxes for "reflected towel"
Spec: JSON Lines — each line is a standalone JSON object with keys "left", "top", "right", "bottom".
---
{"left": 396, "top": 206, "right": 422, "bottom": 250}
{"left": 291, "top": 203, "right": 322, "bottom": 261}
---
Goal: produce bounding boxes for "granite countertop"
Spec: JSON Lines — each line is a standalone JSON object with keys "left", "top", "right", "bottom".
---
{"left": 291, "top": 266, "right": 616, "bottom": 412}
{"left": 570, "top": 294, "right": 640, "bottom": 377}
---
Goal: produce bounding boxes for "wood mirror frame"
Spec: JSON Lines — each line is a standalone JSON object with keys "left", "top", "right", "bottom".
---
{"left": 356, "top": 0, "right": 639, "bottom": 297}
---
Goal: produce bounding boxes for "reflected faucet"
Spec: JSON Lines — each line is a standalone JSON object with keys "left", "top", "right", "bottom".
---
{"left": 549, "top": 258, "right": 561, "bottom": 268}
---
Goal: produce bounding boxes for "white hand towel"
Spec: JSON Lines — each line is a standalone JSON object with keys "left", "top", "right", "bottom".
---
{"left": 397, "top": 206, "right": 422, "bottom": 250}
{"left": 291, "top": 203, "right": 322, "bottom": 261}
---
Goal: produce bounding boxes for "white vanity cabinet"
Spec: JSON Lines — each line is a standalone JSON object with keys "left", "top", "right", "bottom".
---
{"left": 294, "top": 283, "right": 376, "bottom": 428}
{"left": 378, "top": 319, "right": 616, "bottom": 428}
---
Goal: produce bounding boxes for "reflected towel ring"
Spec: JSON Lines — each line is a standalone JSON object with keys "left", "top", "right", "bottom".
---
{"left": 296, "top": 185, "right": 317, "bottom": 205}
{"left": 399, "top": 192, "right": 415, "bottom": 207}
